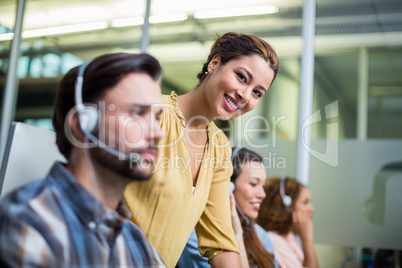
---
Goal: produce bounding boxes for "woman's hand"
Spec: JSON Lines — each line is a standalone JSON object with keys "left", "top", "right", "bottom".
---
{"left": 230, "top": 192, "right": 243, "bottom": 237}
{"left": 228, "top": 192, "right": 250, "bottom": 268}
{"left": 292, "top": 211, "right": 320, "bottom": 268}
{"left": 292, "top": 210, "right": 313, "bottom": 241}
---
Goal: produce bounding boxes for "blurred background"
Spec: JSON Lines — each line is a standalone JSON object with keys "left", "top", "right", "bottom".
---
{"left": 1, "top": 0, "right": 401, "bottom": 267}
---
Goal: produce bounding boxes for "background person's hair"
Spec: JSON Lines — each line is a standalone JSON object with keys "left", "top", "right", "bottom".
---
{"left": 53, "top": 52, "right": 162, "bottom": 160}
{"left": 231, "top": 147, "right": 263, "bottom": 182}
{"left": 231, "top": 147, "right": 275, "bottom": 268}
{"left": 257, "top": 176, "right": 304, "bottom": 235}
{"left": 196, "top": 32, "right": 280, "bottom": 86}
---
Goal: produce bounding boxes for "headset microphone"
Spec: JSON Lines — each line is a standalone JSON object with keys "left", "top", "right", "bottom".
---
{"left": 74, "top": 60, "right": 142, "bottom": 165}
{"left": 236, "top": 203, "right": 250, "bottom": 228}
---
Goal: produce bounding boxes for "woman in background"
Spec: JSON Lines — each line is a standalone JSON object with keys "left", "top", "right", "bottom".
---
{"left": 257, "top": 176, "right": 319, "bottom": 268}
{"left": 178, "top": 147, "right": 278, "bottom": 268}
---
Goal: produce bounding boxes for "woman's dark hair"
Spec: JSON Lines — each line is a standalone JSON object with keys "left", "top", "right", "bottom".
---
{"left": 197, "top": 32, "right": 279, "bottom": 86}
{"left": 231, "top": 147, "right": 263, "bottom": 182}
{"left": 257, "top": 176, "right": 304, "bottom": 235}
{"left": 231, "top": 147, "right": 275, "bottom": 268}
{"left": 52, "top": 52, "right": 161, "bottom": 160}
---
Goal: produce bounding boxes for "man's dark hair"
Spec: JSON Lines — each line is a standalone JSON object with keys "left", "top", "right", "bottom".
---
{"left": 52, "top": 52, "right": 162, "bottom": 160}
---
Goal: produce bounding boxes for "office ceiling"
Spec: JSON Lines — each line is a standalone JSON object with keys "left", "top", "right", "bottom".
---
{"left": 0, "top": 0, "right": 401, "bottom": 136}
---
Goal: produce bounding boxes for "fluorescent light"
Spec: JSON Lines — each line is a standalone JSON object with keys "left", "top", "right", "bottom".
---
{"left": 112, "top": 17, "right": 144, "bottom": 28}
{"left": 0, "top": 33, "right": 14, "bottom": 41}
{"left": 194, "top": 5, "right": 277, "bottom": 19}
{"left": 149, "top": 13, "right": 188, "bottom": 24}
{"left": 22, "top": 21, "right": 108, "bottom": 38}
{"left": 112, "top": 13, "right": 188, "bottom": 27}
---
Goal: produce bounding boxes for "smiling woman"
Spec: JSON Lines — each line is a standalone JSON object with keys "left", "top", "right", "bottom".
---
{"left": 229, "top": 147, "right": 278, "bottom": 268}
{"left": 177, "top": 147, "right": 279, "bottom": 268}
{"left": 123, "top": 32, "right": 279, "bottom": 268}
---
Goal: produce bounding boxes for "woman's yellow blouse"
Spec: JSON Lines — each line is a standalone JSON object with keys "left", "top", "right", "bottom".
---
{"left": 124, "top": 92, "right": 238, "bottom": 268}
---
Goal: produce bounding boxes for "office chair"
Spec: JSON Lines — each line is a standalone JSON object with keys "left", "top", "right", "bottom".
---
{"left": 0, "top": 122, "right": 65, "bottom": 197}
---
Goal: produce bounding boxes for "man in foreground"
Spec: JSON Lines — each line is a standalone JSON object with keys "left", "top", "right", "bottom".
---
{"left": 0, "top": 52, "right": 165, "bottom": 267}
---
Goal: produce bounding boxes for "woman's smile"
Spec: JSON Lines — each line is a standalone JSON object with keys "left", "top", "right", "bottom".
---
{"left": 224, "top": 94, "right": 241, "bottom": 112}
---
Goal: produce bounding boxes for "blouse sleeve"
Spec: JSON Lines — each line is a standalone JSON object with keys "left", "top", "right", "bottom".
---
{"left": 195, "top": 129, "right": 239, "bottom": 261}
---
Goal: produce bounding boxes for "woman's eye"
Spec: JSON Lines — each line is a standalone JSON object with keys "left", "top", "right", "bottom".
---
{"left": 237, "top": 73, "right": 247, "bottom": 83}
{"left": 253, "top": 89, "right": 263, "bottom": 98}
{"left": 132, "top": 109, "right": 142, "bottom": 116}
{"left": 250, "top": 183, "right": 257, "bottom": 187}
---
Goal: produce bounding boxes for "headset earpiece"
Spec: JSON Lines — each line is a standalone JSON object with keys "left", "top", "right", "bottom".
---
{"left": 280, "top": 176, "right": 293, "bottom": 208}
{"left": 282, "top": 194, "right": 292, "bottom": 207}
{"left": 230, "top": 146, "right": 244, "bottom": 193}
{"left": 78, "top": 106, "right": 99, "bottom": 133}
{"left": 75, "top": 60, "right": 99, "bottom": 134}
{"left": 73, "top": 60, "right": 140, "bottom": 162}
{"left": 229, "top": 180, "right": 250, "bottom": 228}
{"left": 229, "top": 181, "right": 235, "bottom": 193}
{"left": 229, "top": 146, "right": 251, "bottom": 228}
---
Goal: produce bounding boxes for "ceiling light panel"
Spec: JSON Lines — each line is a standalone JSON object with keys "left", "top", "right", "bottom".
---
{"left": 22, "top": 22, "right": 108, "bottom": 38}
{"left": 194, "top": 5, "right": 277, "bottom": 19}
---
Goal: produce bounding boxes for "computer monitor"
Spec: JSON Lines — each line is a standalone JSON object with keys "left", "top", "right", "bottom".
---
{"left": 0, "top": 122, "right": 66, "bottom": 197}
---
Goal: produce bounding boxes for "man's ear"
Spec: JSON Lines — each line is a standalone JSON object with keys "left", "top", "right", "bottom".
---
{"left": 67, "top": 110, "right": 86, "bottom": 142}
{"left": 209, "top": 54, "right": 221, "bottom": 71}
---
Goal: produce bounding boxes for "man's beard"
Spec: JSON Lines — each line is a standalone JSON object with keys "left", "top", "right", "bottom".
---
{"left": 89, "top": 145, "right": 153, "bottom": 182}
